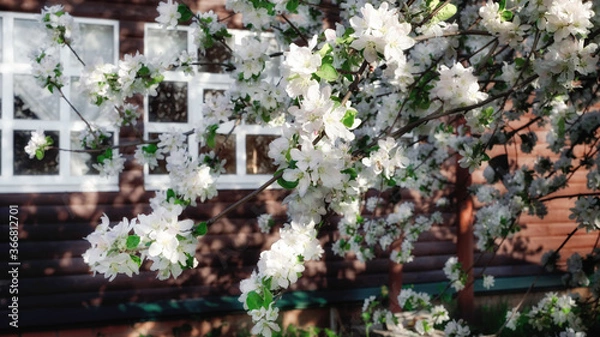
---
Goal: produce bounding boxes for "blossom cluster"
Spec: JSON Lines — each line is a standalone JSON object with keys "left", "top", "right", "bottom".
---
{"left": 40, "top": 5, "right": 77, "bottom": 45}
{"left": 82, "top": 203, "right": 201, "bottom": 281}
{"left": 31, "top": 48, "right": 67, "bottom": 93}
{"left": 239, "top": 221, "right": 323, "bottom": 337}
{"left": 505, "top": 292, "right": 586, "bottom": 335}
{"left": 79, "top": 52, "right": 164, "bottom": 108}
{"left": 24, "top": 129, "right": 54, "bottom": 160}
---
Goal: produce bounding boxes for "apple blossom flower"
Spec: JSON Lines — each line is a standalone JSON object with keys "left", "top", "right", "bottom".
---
{"left": 24, "top": 129, "right": 52, "bottom": 159}
{"left": 156, "top": 0, "right": 181, "bottom": 29}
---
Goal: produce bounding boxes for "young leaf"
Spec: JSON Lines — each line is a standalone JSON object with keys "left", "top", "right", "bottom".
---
{"left": 130, "top": 254, "right": 142, "bottom": 267}
{"left": 206, "top": 124, "right": 219, "bottom": 149}
{"left": 142, "top": 143, "right": 158, "bottom": 154}
{"left": 126, "top": 234, "right": 141, "bottom": 250}
{"left": 263, "top": 288, "right": 273, "bottom": 307}
{"left": 246, "top": 291, "right": 263, "bottom": 310}
{"left": 285, "top": 0, "right": 299, "bottom": 13}
{"left": 194, "top": 222, "right": 208, "bottom": 237}
{"left": 276, "top": 168, "right": 299, "bottom": 189}
{"left": 501, "top": 10, "right": 513, "bottom": 21}
{"left": 498, "top": 0, "right": 506, "bottom": 11}
{"left": 166, "top": 188, "right": 176, "bottom": 202}
{"left": 315, "top": 63, "right": 338, "bottom": 82}
{"left": 434, "top": 3, "right": 457, "bottom": 22}
{"left": 177, "top": 4, "right": 194, "bottom": 23}
{"left": 341, "top": 109, "right": 357, "bottom": 128}
{"left": 35, "top": 149, "right": 45, "bottom": 160}
{"left": 341, "top": 167, "right": 357, "bottom": 180}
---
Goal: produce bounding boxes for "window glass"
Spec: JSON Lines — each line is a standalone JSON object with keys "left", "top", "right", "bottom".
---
{"left": 146, "top": 28, "right": 187, "bottom": 62}
{"left": 246, "top": 135, "right": 278, "bottom": 174}
{"left": 149, "top": 81, "right": 188, "bottom": 123}
{"left": 199, "top": 134, "right": 236, "bottom": 174}
{"left": 69, "top": 23, "right": 115, "bottom": 67}
{"left": 198, "top": 38, "right": 233, "bottom": 73}
{"left": 13, "top": 74, "right": 60, "bottom": 120}
{"left": 13, "top": 19, "right": 44, "bottom": 62}
{"left": 13, "top": 130, "right": 59, "bottom": 175}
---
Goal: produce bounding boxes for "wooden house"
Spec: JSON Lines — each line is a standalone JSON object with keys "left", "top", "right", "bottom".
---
{"left": 0, "top": 0, "right": 596, "bottom": 335}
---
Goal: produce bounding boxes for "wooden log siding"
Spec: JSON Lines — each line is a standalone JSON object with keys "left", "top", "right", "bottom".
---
{"left": 0, "top": 0, "right": 598, "bottom": 331}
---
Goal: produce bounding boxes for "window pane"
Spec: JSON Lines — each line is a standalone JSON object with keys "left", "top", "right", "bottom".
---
{"left": 13, "top": 130, "right": 59, "bottom": 175}
{"left": 70, "top": 23, "right": 115, "bottom": 67}
{"left": 146, "top": 28, "right": 187, "bottom": 62}
{"left": 263, "top": 36, "right": 281, "bottom": 79}
{"left": 203, "top": 89, "right": 225, "bottom": 101}
{"left": 14, "top": 19, "right": 44, "bottom": 62}
{"left": 70, "top": 131, "right": 114, "bottom": 175}
{"left": 14, "top": 75, "right": 60, "bottom": 120}
{"left": 198, "top": 38, "right": 232, "bottom": 73}
{"left": 246, "top": 135, "right": 277, "bottom": 174}
{"left": 149, "top": 81, "right": 188, "bottom": 123}
{"left": 147, "top": 133, "right": 189, "bottom": 175}
{"left": 199, "top": 134, "right": 236, "bottom": 174}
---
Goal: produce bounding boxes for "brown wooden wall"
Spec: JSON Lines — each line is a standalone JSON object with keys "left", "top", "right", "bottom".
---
{"left": 0, "top": 0, "right": 597, "bottom": 332}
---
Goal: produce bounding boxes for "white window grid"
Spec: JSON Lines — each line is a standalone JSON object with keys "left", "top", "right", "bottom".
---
{"left": 0, "top": 12, "right": 120, "bottom": 192}
{"left": 143, "top": 24, "right": 283, "bottom": 191}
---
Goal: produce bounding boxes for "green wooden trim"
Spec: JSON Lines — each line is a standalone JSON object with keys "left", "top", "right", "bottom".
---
{"left": 8, "top": 275, "right": 566, "bottom": 330}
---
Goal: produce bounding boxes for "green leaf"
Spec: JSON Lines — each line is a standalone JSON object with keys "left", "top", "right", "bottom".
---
{"left": 206, "top": 124, "right": 219, "bottom": 149}
{"left": 315, "top": 63, "right": 338, "bottom": 82}
{"left": 126, "top": 235, "right": 141, "bottom": 250}
{"left": 246, "top": 291, "right": 263, "bottom": 310}
{"left": 166, "top": 188, "right": 176, "bottom": 202}
{"left": 434, "top": 3, "right": 457, "bottom": 22}
{"left": 137, "top": 65, "right": 150, "bottom": 76}
{"left": 194, "top": 222, "right": 208, "bottom": 237}
{"left": 183, "top": 253, "right": 195, "bottom": 269}
{"left": 514, "top": 57, "right": 525, "bottom": 69}
{"left": 276, "top": 170, "right": 299, "bottom": 189}
{"left": 285, "top": 0, "right": 299, "bottom": 13}
{"left": 498, "top": 0, "right": 506, "bottom": 11}
{"left": 130, "top": 254, "right": 142, "bottom": 267}
{"left": 341, "top": 167, "right": 357, "bottom": 180}
{"left": 558, "top": 117, "right": 566, "bottom": 138}
{"left": 386, "top": 178, "right": 397, "bottom": 187}
{"left": 263, "top": 288, "right": 273, "bottom": 307}
{"left": 427, "top": 0, "right": 440, "bottom": 10}
{"left": 142, "top": 143, "right": 158, "bottom": 154}
{"left": 501, "top": 10, "right": 513, "bottom": 21}
{"left": 341, "top": 109, "right": 357, "bottom": 128}
{"left": 177, "top": 4, "right": 194, "bottom": 23}
{"left": 35, "top": 149, "right": 45, "bottom": 160}
{"left": 318, "top": 43, "right": 333, "bottom": 57}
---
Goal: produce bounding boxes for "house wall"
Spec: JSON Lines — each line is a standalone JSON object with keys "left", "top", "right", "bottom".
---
{"left": 0, "top": 0, "right": 597, "bottom": 334}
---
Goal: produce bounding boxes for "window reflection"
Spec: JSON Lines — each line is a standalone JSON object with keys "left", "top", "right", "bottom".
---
{"left": 13, "top": 130, "right": 59, "bottom": 175}
{"left": 246, "top": 135, "right": 278, "bottom": 174}
{"left": 149, "top": 81, "right": 188, "bottom": 123}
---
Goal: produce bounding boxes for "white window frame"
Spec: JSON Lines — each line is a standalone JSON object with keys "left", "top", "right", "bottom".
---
{"left": 0, "top": 12, "right": 120, "bottom": 193}
{"left": 143, "top": 24, "right": 282, "bottom": 191}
